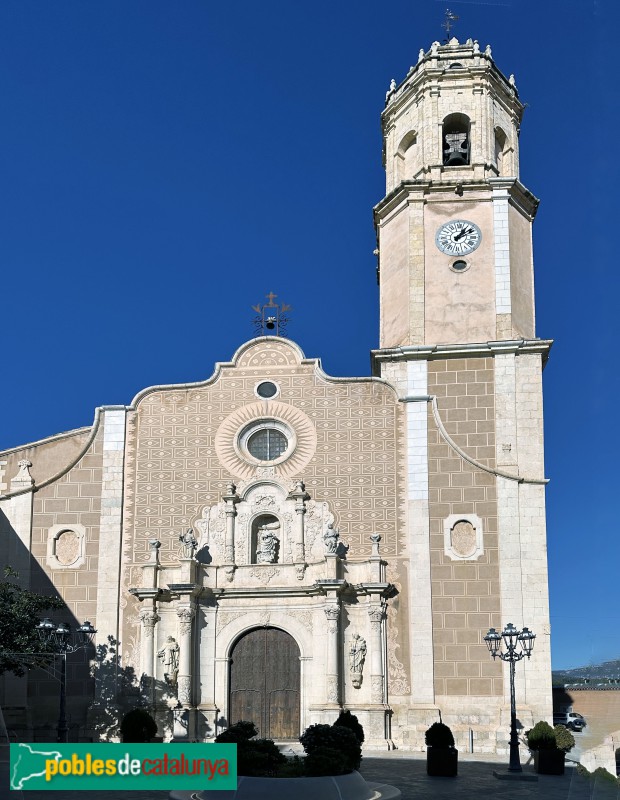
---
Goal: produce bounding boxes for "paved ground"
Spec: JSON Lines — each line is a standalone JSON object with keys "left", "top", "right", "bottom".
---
{"left": 2, "top": 750, "right": 619, "bottom": 800}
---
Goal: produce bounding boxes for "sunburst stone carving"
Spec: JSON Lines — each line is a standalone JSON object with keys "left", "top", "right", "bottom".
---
{"left": 215, "top": 401, "right": 317, "bottom": 479}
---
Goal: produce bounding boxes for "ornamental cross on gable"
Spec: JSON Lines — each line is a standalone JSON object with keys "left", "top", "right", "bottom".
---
{"left": 252, "top": 292, "right": 292, "bottom": 336}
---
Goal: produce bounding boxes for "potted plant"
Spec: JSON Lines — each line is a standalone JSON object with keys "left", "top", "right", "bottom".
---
{"left": 425, "top": 721, "right": 457, "bottom": 777}
{"left": 119, "top": 708, "right": 158, "bottom": 743}
{"left": 526, "top": 720, "right": 574, "bottom": 775}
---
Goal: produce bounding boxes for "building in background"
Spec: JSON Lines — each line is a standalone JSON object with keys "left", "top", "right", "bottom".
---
{"left": 0, "top": 37, "right": 552, "bottom": 750}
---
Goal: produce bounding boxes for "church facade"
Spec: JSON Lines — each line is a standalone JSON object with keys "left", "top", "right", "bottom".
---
{"left": 0, "top": 37, "right": 553, "bottom": 751}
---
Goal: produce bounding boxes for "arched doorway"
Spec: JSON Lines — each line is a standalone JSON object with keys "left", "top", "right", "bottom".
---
{"left": 229, "top": 627, "right": 300, "bottom": 739}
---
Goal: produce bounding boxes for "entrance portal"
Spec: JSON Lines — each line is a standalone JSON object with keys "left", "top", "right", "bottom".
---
{"left": 229, "top": 627, "right": 300, "bottom": 739}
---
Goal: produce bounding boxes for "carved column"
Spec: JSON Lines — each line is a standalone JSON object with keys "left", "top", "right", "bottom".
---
{"left": 176, "top": 605, "right": 196, "bottom": 707}
{"left": 368, "top": 606, "right": 385, "bottom": 704}
{"left": 288, "top": 480, "right": 309, "bottom": 564}
{"left": 139, "top": 608, "right": 160, "bottom": 682}
{"left": 324, "top": 604, "right": 340, "bottom": 705}
{"left": 222, "top": 483, "right": 240, "bottom": 578}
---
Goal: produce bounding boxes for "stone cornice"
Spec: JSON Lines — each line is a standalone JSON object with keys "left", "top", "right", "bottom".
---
{"left": 374, "top": 177, "right": 539, "bottom": 226}
{"left": 371, "top": 338, "right": 553, "bottom": 374}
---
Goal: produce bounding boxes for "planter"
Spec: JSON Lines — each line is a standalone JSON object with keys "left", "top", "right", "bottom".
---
{"left": 169, "top": 770, "right": 395, "bottom": 800}
{"left": 534, "top": 749, "right": 565, "bottom": 775}
{"left": 426, "top": 746, "right": 458, "bottom": 777}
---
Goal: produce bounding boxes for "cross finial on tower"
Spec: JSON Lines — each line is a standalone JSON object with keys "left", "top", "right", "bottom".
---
{"left": 442, "top": 8, "right": 459, "bottom": 40}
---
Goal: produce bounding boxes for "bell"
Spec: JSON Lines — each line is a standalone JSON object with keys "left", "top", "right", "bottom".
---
{"left": 265, "top": 317, "right": 276, "bottom": 330}
{"left": 444, "top": 150, "right": 468, "bottom": 166}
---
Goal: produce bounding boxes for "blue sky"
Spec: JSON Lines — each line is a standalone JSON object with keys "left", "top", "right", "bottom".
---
{"left": 0, "top": 0, "right": 616, "bottom": 670}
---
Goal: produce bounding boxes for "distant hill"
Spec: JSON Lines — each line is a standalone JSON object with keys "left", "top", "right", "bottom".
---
{"left": 552, "top": 659, "right": 620, "bottom": 687}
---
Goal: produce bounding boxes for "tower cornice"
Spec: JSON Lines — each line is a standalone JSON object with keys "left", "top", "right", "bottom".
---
{"left": 371, "top": 339, "right": 553, "bottom": 375}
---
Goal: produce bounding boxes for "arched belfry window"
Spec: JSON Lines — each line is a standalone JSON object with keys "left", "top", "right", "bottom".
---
{"left": 395, "top": 130, "right": 418, "bottom": 182}
{"left": 494, "top": 126, "right": 508, "bottom": 176}
{"left": 443, "top": 113, "right": 470, "bottom": 166}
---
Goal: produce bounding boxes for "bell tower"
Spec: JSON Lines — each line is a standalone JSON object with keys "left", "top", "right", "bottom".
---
{"left": 375, "top": 37, "right": 536, "bottom": 348}
{"left": 372, "top": 38, "right": 553, "bottom": 747}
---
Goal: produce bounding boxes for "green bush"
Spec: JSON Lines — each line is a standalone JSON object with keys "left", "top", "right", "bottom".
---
{"left": 553, "top": 724, "right": 575, "bottom": 753}
{"left": 525, "top": 721, "right": 557, "bottom": 751}
{"left": 590, "top": 767, "right": 620, "bottom": 785}
{"left": 425, "top": 722, "right": 455, "bottom": 749}
{"left": 334, "top": 710, "right": 365, "bottom": 744}
{"left": 119, "top": 709, "right": 157, "bottom": 743}
{"left": 304, "top": 747, "right": 349, "bottom": 777}
{"left": 237, "top": 738, "right": 286, "bottom": 777}
{"left": 215, "top": 720, "right": 258, "bottom": 743}
{"left": 299, "top": 723, "right": 361, "bottom": 771}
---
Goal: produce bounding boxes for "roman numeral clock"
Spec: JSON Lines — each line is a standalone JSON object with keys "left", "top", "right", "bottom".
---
{"left": 435, "top": 219, "right": 482, "bottom": 256}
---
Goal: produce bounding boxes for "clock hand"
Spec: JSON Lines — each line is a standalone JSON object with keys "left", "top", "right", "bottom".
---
{"left": 454, "top": 226, "right": 474, "bottom": 242}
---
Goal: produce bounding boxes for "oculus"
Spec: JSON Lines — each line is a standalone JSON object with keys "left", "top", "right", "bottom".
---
{"left": 255, "top": 381, "right": 279, "bottom": 399}
{"left": 237, "top": 419, "right": 295, "bottom": 465}
{"left": 215, "top": 400, "right": 317, "bottom": 479}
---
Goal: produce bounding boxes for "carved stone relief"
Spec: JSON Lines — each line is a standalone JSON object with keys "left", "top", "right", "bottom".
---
{"left": 386, "top": 563, "right": 410, "bottom": 695}
{"left": 443, "top": 513, "right": 484, "bottom": 561}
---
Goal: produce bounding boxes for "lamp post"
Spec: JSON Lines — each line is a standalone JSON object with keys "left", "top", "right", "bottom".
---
{"left": 484, "top": 623, "right": 535, "bottom": 773}
{"left": 36, "top": 618, "right": 97, "bottom": 743}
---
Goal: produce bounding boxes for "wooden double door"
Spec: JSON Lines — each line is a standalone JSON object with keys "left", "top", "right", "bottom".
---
{"left": 229, "top": 627, "right": 300, "bottom": 740}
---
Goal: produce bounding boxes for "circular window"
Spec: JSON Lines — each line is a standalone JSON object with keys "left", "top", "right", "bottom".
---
{"left": 256, "top": 381, "right": 278, "bottom": 399}
{"left": 247, "top": 428, "right": 288, "bottom": 460}
{"left": 237, "top": 419, "right": 296, "bottom": 465}
{"left": 451, "top": 259, "right": 469, "bottom": 272}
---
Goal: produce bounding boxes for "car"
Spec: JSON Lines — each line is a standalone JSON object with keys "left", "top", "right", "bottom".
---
{"left": 553, "top": 711, "right": 586, "bottom": 732}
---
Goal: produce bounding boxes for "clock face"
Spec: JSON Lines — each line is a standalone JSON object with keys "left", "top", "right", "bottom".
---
{"left": 435, "top": 220, "right": 482, "bottom": 256}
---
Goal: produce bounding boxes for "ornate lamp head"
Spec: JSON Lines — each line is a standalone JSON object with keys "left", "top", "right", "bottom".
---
{"left": 484, "top": 627, "right": 502, "bottom": 657}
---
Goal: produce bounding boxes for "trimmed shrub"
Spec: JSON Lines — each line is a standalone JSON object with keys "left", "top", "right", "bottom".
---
{"left": 590, "top": 767, "right": 620, "bottom": 785}
{"left": 215, "top": 720, "right": 258, "bottom": 744}
{"left": 120, "top": 709, "right": 157, "bottom": 743}
{"left": 304, "top": 747, "right": 349, "bottom": 777}
{"left": 300, "top": 723, "right": 361, "bottom": 771}
{"left": 425, "top": 722, "right": 455, "bottom": 749}
{"left": 237, "top": 738, "right": 286, "bottom": 777}
{"left": 525, "top": 721, "right": 557, "bottom": 751}
{"left": 334, "top": 710, "right": 365, "bottom": 744}
{"left": 553, "top": 724, "right": 575, "bottom": 753}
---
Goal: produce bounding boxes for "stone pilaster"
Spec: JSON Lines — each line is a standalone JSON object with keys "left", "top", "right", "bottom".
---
{"left": 96, "top": 408, "right": 126, "bottom": 647}
{"left": 288, "top": 480, "right": 309, "bottom": 563}
{"left": 139, "top": 608, "right": 160, "bottom": 683}
{"left": 324, "top": 604, "right": 340, "bottom": 705}
{"left": 176, "top": 605, "right": 196, "bottom": 708}
{"left": 368, "top": 606, "right": 385, "bottom": 704}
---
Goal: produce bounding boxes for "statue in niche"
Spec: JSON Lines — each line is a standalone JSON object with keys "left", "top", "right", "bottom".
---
{"left": 349, "top": 634, "right": 367, "bottom": 689}
{"left": 178, "top": 529, "right": 198, "bottom": 560}
{"left": 158, "top": 636, "right": 180, "bottom": 686}
{"left": 256, "top": 521, "right": 280, "bottom": 564}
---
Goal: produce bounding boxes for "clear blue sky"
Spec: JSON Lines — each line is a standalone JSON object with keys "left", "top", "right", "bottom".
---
{"left": 0, "top": 0, "right": 616, "bottom": 670}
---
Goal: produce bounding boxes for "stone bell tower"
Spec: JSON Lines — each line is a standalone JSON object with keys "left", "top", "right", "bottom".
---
{"left": 372, "top": 38, "right": 553, "bottom": 749}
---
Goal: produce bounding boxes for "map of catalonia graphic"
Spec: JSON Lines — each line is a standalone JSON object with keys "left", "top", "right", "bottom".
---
{"left": 11, "top": 743, "right": 62, "bottom": 790}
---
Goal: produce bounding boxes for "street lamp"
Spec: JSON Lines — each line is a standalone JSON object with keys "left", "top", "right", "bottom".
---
{"left": 484, "top": 623, "right": 535, "bottom": 773}
{"left": 36, "top": 618, "right": 97, "bottom": 742}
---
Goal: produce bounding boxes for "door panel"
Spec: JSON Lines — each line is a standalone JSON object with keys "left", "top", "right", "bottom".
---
{"left": 229, "top": 627, "right": 300, "bottom": 739}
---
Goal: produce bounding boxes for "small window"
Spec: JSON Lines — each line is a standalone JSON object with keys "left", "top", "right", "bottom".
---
{"left": 256, "top": 381, "right": 278, "bottom": 399}
{"left": 237, "top": 418, "right": 296, "bottom": 465}
{"left": 247, "top": 428, "right": 288, "bottom": 461}
{"left": 452, "top": 259, "right": 469, "bottom": 272}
